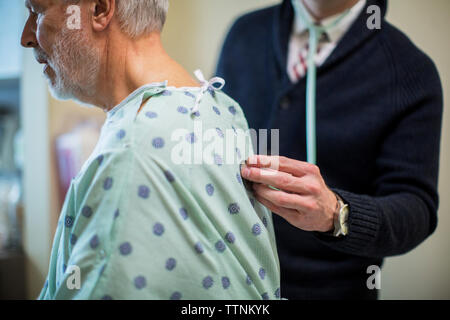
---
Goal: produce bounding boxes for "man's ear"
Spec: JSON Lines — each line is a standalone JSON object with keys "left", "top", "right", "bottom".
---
{"left": 90, "top": 0, "right": 115, "bottom": 33}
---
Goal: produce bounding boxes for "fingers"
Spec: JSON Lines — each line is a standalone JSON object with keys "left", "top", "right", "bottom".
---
{"left": 241, "top": 165, "right": 311, "bottom": 195}
{"left": 246, "top": 155, "right": 320, "bottom": 178}
{"left": 254, "top": 193, "right": 301, "bottom": 226}
{"left": 252, "top": 183, "right": 312, "bottom": 210}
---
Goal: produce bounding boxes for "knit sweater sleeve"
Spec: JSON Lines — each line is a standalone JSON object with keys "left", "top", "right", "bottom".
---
{"left": 314, "top": 37, "right": 444, "bottom": 258}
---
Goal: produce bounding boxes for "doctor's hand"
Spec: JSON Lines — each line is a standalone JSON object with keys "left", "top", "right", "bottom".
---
{"left": 241, "top": 155, "right": 338, "bottom": 233}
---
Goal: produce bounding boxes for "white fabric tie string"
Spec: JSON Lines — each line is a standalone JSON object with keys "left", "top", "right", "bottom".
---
{"left": 191, "top": 69, "right": 225, "bottom": 114}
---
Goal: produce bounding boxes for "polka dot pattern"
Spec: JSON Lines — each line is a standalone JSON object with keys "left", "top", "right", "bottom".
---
{"left": 145, "top": 111, "right": 158, "bottom": 119}
{"left": 103, "top": 177, "right": 113, "bottom": 190}
{"left": 185, "top": 91, "right": 195, "bottom": 99}
{"left": 202, "top": 276, "right": 213, "bottom": 289}
{"left": 70, "top": 233, "right": 77, "bottom": 245}
{"left": 82, "top": 206, "right": 93, "bottom": 218}
{"left": 274, "top": 288, "right": 280, "bottom": 299}
{"left": 134, "top": 276, "right": 147, "bottom": 289}
{"left": 170, "top": 292, "right": 182, "bottom": 300}
{"left": 259, "top": 268, "right": 266, "bottom": 280}
{"left": 153, "top": 223, "right": 165, "bottom": 236}
{"left": 194, "top": 242, "right": 204, "bottom": 254}
{"left": 215, "top": 240, "right": 226, "bottom": 253}
{"left": 65, "top": 216, "right": 74, "bottom": 228}
{"left": 205, "top": 184, "right": 214, "bottom": 196}
{"left": 165, "top": 258, "right": 177, "bottom": 271}
{"left": 90, "top": 235, "right": 99, "bottom": 249}
{"left": 116, "top": 129, "right": 126, "bottom": 140}
{"left": 252, "top": 223, "right": 262, "bottom": 236}
{"left": 152, "top": 137, "right": 165, "bottom": 149}
{"left": 212, "top": 106, "right": 220, "bottom": 115}
{"left": 119, "top": 242, "right": 132, "bottom": 255}
{"left": 138, "top": 185, "right": 150, "bottom": 199}
{"left": 222, "top": 277, "right": 230, "bottom": 289}
{"left": 179, "top": 208, "right": 188, "bottom": 220}
{"left": 48, "top": 89, "right": 281, "bottom": 300}
{"left": 225, "top": 232, "right": 236, "bottom": 244}
{"left": 228, "top": 203, "right": 240, "bottom": 214}
{"left": 177, "top": 106, "right": 188, "bottom": 114}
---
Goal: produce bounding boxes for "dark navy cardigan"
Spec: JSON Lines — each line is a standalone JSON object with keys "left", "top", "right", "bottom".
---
{"left": 216, "top": 0, "right": 443, "bottom": 299}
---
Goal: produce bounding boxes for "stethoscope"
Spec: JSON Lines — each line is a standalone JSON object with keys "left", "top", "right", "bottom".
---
{"left": 291, "top": 0, "right": 351, "bottom": 164}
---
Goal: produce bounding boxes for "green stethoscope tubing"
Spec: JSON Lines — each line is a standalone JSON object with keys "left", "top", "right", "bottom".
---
{"left": 291, "top": 0, "right": 351, "bottom": 165}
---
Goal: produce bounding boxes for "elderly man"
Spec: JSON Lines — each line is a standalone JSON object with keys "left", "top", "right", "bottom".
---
{"left": 218, "top": 0, "right": 443, "bottom": 299}
{"left": 21, "top": 0, "right": 280, "bottom": 299}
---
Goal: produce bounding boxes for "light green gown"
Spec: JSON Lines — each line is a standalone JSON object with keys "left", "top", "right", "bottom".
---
{"left": 39, "top": 79, "right": 281, "bottom": 300}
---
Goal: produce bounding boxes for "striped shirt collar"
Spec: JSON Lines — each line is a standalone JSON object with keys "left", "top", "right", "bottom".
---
{"left": 293, "top": 0, "right": 367, "bottom": 44}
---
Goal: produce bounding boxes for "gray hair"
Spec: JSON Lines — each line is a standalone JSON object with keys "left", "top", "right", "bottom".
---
{"left": 116, "top": 0, "right": 169, "bottom": 37}
{"left": 64, "top": 0, "right": 169, "bottom": 37}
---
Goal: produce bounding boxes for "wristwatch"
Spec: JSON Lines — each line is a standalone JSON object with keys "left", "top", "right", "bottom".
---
{"left": 333, "top": 193, "right": 349, "bottom": 237}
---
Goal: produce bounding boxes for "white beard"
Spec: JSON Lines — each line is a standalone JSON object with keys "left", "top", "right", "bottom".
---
{"left": 44, "top": 28, "right": 101, "bottom": 107}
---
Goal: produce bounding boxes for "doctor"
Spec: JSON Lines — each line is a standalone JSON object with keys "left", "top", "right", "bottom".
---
{"left": 217, "top": 0, "right": 443, "bottom": 299}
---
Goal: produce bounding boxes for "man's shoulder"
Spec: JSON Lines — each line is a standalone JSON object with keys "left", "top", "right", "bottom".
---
{"left": 131, "top": 89, "right": 251, "bottom": 153}
{"left": 226, "top": 4, "right": 279, "bottom": 39}
{"left": 378, "top": 20, "right": 440, "bottom": 83}
{"left": 217, "top": 4, "right": 280, "bottom": 82}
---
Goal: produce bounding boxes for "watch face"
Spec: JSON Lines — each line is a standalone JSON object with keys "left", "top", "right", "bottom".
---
{"left": 339, "top": 205, "right": 349, "bottom": 224}
{"left": 342, "top": 224, "right": 348, "bottom": 236}
{"left": 341, "top": 205, "right": 349, "bottom": 235}
{"left": 334, "top": 203, "right": 349, "bottom": 237}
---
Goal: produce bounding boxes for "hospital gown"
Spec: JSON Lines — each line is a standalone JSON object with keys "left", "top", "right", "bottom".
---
{"left": 39, "top": 80, "right": 281, "bottom": 300}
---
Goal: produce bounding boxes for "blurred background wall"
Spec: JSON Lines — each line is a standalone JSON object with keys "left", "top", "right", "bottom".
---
{"left": 2, "top": 0, "right": 448, "bottom": 299}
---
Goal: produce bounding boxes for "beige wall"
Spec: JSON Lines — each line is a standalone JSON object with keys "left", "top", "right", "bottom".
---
{"left": 44, "top": 0, "right": 449, "bottom": 299}
{"left": 161, "top": 0, "right": 280, "bottom": 77}
{"left": 382, "top": 0, "right": 450, "bottom": 299}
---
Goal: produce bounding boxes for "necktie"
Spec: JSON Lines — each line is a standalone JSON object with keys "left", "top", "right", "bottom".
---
{"left": 292, "top": 29, "right": 329, "bottom": 82}
{"left": 291, "top": 0, "right": 351, "bottom": 164}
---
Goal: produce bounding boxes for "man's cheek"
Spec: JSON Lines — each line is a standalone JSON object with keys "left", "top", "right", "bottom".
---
{"left": 35, "top": 26, "right": 52, "bottom": 55}
{"left": 36, "top": 15, "right": 62, "bottom": 54}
